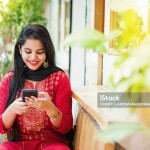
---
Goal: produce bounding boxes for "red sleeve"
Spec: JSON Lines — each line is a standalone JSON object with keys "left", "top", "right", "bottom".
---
{"left": 0, "top": 73, "right": 12, "bottom": 134}
{"left": 51, "top": 72, "right": 73, "bottom": 134}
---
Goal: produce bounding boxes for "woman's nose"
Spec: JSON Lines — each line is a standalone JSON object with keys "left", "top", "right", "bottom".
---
{"left": 30, "top": 53, "right": 37, "bottom": 59}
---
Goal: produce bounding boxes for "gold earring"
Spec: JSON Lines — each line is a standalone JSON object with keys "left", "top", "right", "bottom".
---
{"left": 43, "top": 60, "right": 49, "bottom": 68}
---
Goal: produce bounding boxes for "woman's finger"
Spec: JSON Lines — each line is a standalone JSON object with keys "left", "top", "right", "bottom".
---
{"left": 25, "top": 97, "right": 34, "bottom": 102}
{"left": 31, "top": 96, "right": 38, "bottom": 100}
{"left": 38, "top": 92, "right": 49, "bottom": 97}
{"left": 16, "top": 97, "right": 22, "bottom": 102}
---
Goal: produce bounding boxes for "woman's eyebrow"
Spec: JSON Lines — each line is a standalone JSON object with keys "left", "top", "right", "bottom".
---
{"left": 37, "top": 48, "right": 45, "bottom": 51}
{"left": 24, "top": 48, "right": 31, "bottom": 50}
{"left": 24, "top": 48, "right": 45, "bottom": 51}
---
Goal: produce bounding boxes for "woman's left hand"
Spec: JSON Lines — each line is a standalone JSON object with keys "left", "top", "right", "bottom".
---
{"left": 25, "top": 92, "right": 54, "bottom": 111}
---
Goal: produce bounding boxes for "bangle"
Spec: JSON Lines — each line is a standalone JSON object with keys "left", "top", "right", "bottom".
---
{"left": 50, "top": 111, "right": 60, "bottom": 120}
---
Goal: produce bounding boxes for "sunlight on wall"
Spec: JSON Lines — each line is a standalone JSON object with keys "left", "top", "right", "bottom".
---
{"left": 103, "top": 0, "right": 149, "bottom": 86}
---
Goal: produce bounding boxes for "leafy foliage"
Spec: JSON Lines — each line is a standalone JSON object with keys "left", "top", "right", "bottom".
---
{"left": 65, "top": 28, "right": 107, "bottom": 54}
{"left": 113, "top": 9, "right": 145, "bottom": 50}
{"left": 107, "top": 5, "right": 150, "bottom": 143}
{"left": 109, "top": 36, "right": 150, "bottom": 92}
{"left": 0, "top": 57, "right": 11, "bottom": 79}
{"left": 108, "top": 7, "right": 148, "bottom": 93}
{"left": 0, "top": 0, "right": 47, "bottom": 41}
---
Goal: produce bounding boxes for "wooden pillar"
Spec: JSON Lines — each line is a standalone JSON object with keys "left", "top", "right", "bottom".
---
{"left": 94, "top": 0, "right": 105, "bottom": 85}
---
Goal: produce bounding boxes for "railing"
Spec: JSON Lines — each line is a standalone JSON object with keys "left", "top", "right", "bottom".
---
{"left": 72, "top": 85, "right": 115, "bottom": 150}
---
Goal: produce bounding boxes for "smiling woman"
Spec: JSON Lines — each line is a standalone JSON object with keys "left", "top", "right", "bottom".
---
{"left": 0, "top": 24, "right": 73, "bottom": 150}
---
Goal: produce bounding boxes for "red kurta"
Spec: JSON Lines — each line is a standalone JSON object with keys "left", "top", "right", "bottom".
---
{"left": 0, "top": 71, "right": 73, "bottom": 150}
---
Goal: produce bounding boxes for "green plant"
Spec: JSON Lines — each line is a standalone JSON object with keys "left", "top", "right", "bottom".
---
{"left": 0, "top": 0, "right": 47, "bottom": 41}
{"left": 109, "top": 36, "right": 150, "bottom": 92}
{"left": 65, "top": 27, "right": 107, "bottom": 54}
{"left": 104, "top": 4, "right": 150, "bottom": 142}
{"left": 112, "top": 9, "right": 145, "bottom": 51}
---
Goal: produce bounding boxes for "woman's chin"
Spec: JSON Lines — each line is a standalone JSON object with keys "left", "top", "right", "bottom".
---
{"left": 27, "top": 66, "right": 39, "bottom": 70}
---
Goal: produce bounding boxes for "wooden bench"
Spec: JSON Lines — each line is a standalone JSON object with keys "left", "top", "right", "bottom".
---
{"left": 71, "top": 86, "right": 114, "bottom": 150}
{"left": 71, "top": 85, "right": 150, "bottom": 150}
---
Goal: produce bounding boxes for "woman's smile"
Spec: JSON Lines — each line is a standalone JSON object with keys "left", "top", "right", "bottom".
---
{"left": 28, "top": 61, "right": 39, "bottom": 66}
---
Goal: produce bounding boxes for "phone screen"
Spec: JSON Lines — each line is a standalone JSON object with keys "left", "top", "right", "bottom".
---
{"left": 22, "top": 89, "right": 38, "bottom": 102}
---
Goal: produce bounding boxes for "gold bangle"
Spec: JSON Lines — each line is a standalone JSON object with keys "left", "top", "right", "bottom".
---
{"left": 50, "top": 111, "right": 60, "bottom": 120}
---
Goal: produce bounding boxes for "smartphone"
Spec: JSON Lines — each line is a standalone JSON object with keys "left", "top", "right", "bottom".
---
{"left": 22, "top": 89, "right": 38, "bottom": 102}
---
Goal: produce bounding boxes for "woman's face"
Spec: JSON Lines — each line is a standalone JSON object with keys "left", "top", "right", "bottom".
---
{"left": 19, "top": 39, "right": 46, "bottom": 70}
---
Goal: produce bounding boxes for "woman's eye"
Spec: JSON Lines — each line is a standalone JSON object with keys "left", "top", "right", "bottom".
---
{"left": 25, "top": 51, "right": 31, "bottom": 54}
{"left": 37, "top": 52, "right": 44, "bottom": 54}
{"left": 24, "top": 50, "right": 45, "bottom": 54}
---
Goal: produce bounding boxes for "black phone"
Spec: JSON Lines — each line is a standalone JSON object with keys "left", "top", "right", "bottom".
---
{"left": 22, "top": 89, "right": 38, "bottom": 102}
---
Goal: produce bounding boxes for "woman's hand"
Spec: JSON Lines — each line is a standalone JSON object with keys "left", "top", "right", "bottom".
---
{"left": 25, "top": 92, "right": 62, "bottom": 128}
{"left": 9, "top": 98, "right": 29, "bottom": 115}
{"left": 25, "top": 92, "right": 54, "bottom": 111}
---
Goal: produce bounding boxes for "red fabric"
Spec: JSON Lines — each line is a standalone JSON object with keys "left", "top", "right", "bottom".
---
{"left": 0, "top": 73, "right": 12, "bottom": 134}
{"left": 0, "top": 71, "right": 73, "bottom": 149}
{"left": 0, "top": 141, "right": 70, "bottom": 150}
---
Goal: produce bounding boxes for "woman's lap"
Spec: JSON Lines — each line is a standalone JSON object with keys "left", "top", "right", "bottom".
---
{"left": 0, "top": 141, "right": 70, "bottom": 150}
{"left": 0, "top": 142, "right": 20, "bottom": 150}
{"left": 43, "top": 142, "right": 70, "bottom": 150}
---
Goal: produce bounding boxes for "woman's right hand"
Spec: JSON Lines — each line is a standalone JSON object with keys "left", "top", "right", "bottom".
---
{"left": 9, "top": 98, "right": 29, "bottom": 115}
{"left": 2, "top": 98, "right": 29, "bottom": 131}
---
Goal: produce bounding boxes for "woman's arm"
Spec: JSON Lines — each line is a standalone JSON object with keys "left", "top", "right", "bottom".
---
{"left": 2, "top": 98, "right": 28, "bottom": 131}
{"left": 50, "top": 72, "right": 73, "bottom": 133}
{"left": 0, "top": 73, "right": 28, "bottom": 133}
{"left": 2, "top": 105, "right": 17, "bottom": 131}
{"left": 45, "top": 101, "right": 63, "bottom": 128}
{"left": 0, "top": 73, "right": 13, "bottom": 133}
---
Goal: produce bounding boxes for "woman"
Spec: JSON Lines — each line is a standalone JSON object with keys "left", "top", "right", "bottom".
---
{"left": 0, "top": 24, "right": 73, "bottom": 150}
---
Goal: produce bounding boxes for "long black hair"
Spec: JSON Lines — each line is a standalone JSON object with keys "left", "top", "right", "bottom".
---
{"left": 6, "top": 24, "right": 56, "bottom": 141}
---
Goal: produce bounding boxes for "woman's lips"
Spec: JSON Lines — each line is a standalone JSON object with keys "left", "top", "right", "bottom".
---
{"left": 29, "top": 61, "right": 39, "bottom": 66}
